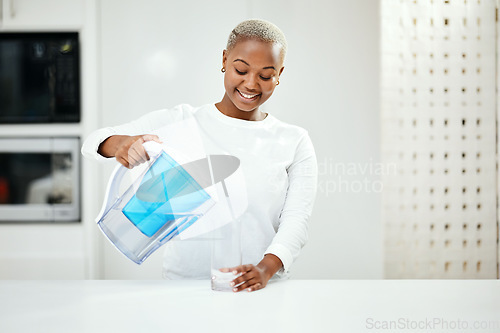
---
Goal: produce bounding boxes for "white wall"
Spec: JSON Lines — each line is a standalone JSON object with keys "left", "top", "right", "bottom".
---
{"left": 95, "top": 0, "right": 381, "bottom": 279}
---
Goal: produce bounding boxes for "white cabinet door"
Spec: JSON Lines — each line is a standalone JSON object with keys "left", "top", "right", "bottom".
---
{"left": 0, "top": 0, "right": 83, "bottom": 29}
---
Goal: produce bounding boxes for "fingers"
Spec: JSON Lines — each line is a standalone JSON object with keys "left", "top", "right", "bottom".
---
{"left": 117, "top": 156, "right": 130, "bottom": 169}
{"left": 231, "top": 276, "right": 263, "bottom": 292}
{"left": 130, "top": 140, "right": 149, "bottom": 164}
{"left": 247, "top": 282, "right": 263, "bottom": 292}
{"left": 118, "top": 153, "right": 141, "bottom": 169}
{"left": 227, "top": 265, "right": 267, "bottom": 292}
{"left": 121, "top": 144, "right": 146, "bottom": 168}
{"left": 115, "top": 134, "right": 162, "bottom": 169}
{"left": 141, "top": 134, "right": 163, "bottom": 144}
{"left": 231, "top": 276, "right": 257, "bottom": 292}
{"left": 224, "top": 264, "right": 253, "bottom": 274}
{"left": 127, "top": 152, "right": 145, "bottom": 168}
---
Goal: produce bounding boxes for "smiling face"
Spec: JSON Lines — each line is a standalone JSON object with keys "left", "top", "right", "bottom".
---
{"left": 217, "top": 38, "right": 284, "bottom": 120}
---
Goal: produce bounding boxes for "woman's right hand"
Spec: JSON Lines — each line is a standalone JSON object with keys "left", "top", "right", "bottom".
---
{"left": 98, "top": 134, "right": 162, "bottom": 169}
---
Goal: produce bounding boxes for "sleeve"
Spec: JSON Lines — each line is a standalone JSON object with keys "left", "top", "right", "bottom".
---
{"left": 264, "top": 132, "right": 318, "bottom": 276}
{"left": 80, "top": 126, "right": 120, "bottom": 162}
{"left": 81, "top": 105, "right": 188, "bottom": 161}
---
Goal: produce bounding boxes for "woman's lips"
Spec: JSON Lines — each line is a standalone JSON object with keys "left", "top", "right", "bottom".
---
{"left": 237, "top": 89, "right": 260, "bottom": 101}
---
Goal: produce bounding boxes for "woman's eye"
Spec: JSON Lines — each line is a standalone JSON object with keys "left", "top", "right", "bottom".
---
{"left": 235, "top": 69, "right": 246, "bottom": 75}
{"left": 260, "top": 76, "right": 271, "bottom": 81}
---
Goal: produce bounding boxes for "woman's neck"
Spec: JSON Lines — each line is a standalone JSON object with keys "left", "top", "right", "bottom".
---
{"left": 215, "top": 95, "right": 267, "bottom": 121}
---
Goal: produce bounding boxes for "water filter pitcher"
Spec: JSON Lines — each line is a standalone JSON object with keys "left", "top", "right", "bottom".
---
{"left": 95, "top": 142, "right": 216, "bottom": 264}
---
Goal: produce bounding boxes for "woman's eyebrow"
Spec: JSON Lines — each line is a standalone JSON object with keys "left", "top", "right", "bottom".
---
{"left": 233, "top": 59, "right": 276, "bottom": 70}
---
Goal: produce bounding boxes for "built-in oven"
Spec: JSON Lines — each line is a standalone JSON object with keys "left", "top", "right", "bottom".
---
{"left": 0, "top": 137, "right": 80, "bottom": 222}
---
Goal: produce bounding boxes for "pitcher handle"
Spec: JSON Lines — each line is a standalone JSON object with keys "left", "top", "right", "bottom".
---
{"left": 95, "top": 164, "right": 128, "bottom": 223}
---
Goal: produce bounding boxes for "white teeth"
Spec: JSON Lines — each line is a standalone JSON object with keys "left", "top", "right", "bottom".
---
{"left": 239, "top": 90, "right": 258, "bottom": 99}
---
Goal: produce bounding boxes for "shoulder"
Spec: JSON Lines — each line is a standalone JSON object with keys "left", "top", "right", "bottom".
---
{"left": 266, "top": 115, "right": 316, "bottom": 160}
{"left": 267, "top": 114, "right": 309, "bottom": 141}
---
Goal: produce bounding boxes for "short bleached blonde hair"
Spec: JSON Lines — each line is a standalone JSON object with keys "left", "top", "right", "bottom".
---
{"left": 226, "top": 19, "right": 288, "bottom": 64}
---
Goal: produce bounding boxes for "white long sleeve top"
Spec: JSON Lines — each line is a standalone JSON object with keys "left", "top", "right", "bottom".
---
{"left": 82, "top": 103, "right": 317, "bottom": 279}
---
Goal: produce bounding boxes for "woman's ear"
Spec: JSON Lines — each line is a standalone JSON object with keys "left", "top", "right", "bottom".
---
{"left": 222, "top": 49, "right": 228, "bottom": 69}
{"left": 278, "top": 66, "right": 285, "bottom": 76}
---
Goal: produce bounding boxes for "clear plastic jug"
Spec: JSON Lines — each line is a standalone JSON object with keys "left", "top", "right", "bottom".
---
{"left": 96, "top": 142, "right": 216, "bottom": 264}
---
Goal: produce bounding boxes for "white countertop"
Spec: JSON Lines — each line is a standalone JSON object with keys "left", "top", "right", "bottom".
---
{"left": 0, "top": 280, "right": 499, "bottom": 333}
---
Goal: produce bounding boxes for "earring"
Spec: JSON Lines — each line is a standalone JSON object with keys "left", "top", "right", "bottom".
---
{"left": 276, "top": 80, "right": 280, "bottom": 85}
{"left": 221, "top": 67, "right": 226, "bottom": 73}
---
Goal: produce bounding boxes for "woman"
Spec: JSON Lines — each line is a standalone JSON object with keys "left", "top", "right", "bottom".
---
{"left": 82, "top": 19, "right": 317, "bottom": 292}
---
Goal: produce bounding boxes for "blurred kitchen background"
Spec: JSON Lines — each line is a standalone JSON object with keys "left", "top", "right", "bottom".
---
{"left": 0, "top": 0, "right": 497, "bottom": 280}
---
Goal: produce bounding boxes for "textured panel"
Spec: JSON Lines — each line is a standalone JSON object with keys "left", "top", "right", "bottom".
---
{"left": 498, "top": 0, "right": 500, "bottom": 277}
{"left": 381, "top": 0, "right": 498, "bottom": 278}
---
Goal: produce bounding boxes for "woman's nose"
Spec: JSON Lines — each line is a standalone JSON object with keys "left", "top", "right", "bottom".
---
{"left": 243, "top": 74, "right": 259, "bottom": 91}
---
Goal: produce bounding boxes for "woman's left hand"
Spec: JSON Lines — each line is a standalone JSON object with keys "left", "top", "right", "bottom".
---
{"left": 220, "top": 254, "right": 283, "bottom": 292}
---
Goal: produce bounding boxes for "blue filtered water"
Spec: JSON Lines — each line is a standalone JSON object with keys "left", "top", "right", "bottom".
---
{"left": 122, "top": 151, "right": 210, "bottom": 237}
